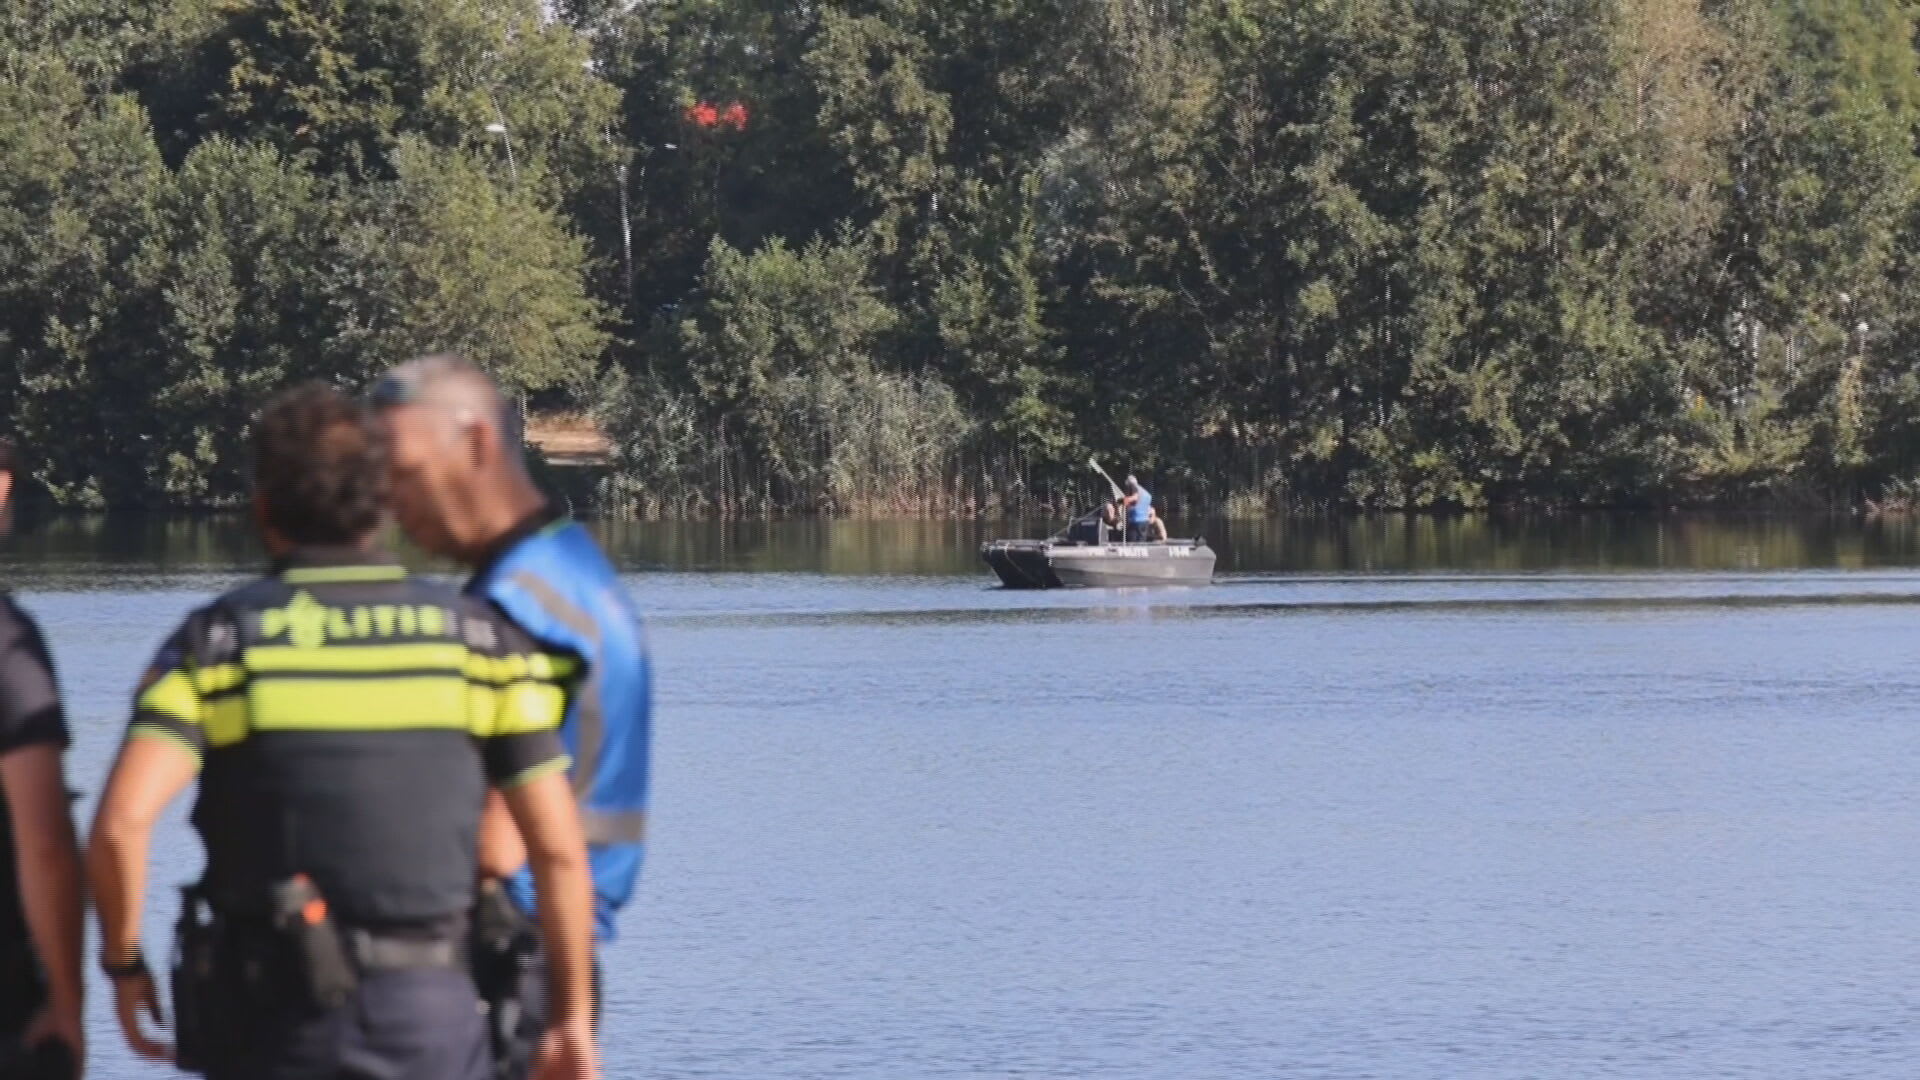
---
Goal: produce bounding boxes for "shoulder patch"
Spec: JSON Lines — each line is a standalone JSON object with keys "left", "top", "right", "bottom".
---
{"left": 204, "top": 618, "right": 239, "bottom": 657}
{"left": 462, "top": 615, "right": 498, "bottom": 652}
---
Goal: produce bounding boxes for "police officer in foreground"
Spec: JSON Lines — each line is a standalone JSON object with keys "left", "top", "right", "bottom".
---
{"left": 371, "top": 355, "right": 650, "bottom": 1074}
{"left": 86, "top": 384, "right": 601, "bottom": 1080}
{"left": 0, "top": 438, "right": 85, "bottom": 1079}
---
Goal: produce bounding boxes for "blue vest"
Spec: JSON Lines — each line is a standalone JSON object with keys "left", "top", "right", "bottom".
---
{"left": 1128, "top": 487, "right": 1153, "bottom": 524}
{"left": 469, "top": 519, "right": 651, "bottom": 942}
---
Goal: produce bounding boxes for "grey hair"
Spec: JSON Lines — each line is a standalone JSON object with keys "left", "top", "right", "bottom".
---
{"left": 369, "top": 353, "right": 524, "bottom": 457}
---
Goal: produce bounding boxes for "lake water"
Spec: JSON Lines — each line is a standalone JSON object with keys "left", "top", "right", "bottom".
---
{"left": 23, "top": 512, "right": 1920, "bottom": 1079}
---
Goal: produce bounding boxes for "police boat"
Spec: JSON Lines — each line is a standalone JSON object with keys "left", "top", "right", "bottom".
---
{"left": 981, "top": 462, "right": 1216, "bottom": 589}
{"left": 980, "top": 518, "right": 1215, "bottom": 589}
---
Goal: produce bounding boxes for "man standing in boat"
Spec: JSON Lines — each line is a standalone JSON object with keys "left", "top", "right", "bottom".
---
{"left": 1121, "top": 475, "right": 1153, "bottom": 542}
{"left": 370, "top": 355, "right": 651, "bottom": 1079}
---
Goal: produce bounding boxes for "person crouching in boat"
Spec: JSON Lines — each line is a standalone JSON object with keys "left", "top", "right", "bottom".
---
{"left": 1145, "top": 506, "right": 1169, "bottom": 543}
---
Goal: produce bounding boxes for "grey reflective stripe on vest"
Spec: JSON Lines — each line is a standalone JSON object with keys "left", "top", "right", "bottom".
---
{"left": 580, "top": 809, "right": 648, "bottom": 846}
{"left": 509, "top": 571, "right": 604, "bottom": 800}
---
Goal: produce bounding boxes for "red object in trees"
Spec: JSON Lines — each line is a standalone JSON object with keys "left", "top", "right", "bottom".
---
{"left": 684, "top": 101, "right": 748, "bottom": 131}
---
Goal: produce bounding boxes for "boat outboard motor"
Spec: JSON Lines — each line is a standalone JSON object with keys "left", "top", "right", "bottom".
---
{"left": 1064, "top": 508, "right": 1103, "bottom": 545}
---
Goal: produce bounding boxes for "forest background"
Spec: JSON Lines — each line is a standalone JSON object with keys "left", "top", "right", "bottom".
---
{"left": 7, "top": 0, "right": 1920, "bottom": 516}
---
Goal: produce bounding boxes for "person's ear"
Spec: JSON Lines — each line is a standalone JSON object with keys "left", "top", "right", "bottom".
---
{"left": 463, "top": 416, "right": 494, "bottom": 472}
{"left": 253, "top": 491, "right": 292, "bottom": 556}
{"left": 0, "top": 470, "right": 15, "bottom": 511}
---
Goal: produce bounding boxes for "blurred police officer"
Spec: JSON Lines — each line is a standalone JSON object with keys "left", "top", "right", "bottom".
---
{"left": 87, "top": 384, "right": 600, "bottom": 1080}
{"left": 0, "top": 437, "right": 84, "bottom": 1079}
{"left": 371, "top": 356, "right": 650, "bottom": 1076}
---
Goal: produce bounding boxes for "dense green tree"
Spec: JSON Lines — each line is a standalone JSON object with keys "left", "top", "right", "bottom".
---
{"left": 931, "top": 176, "right": 1071, "bottom": 459}
{"left": 0, "top": 3, "right": 614, "bottom": 505}
{"left": 10, "top": 0, "right": 1920, "bottom": 514}
{"left": 145, "top": 139, "right": 339, "bottom": 501}
{"left": 804, "top": 8, "right": 951, "bottom": 255}
{"left": 0, "top": 53, "right": 172, "bottom": 505}
{"left": 675, "top": 235, "right": 898, "bottom": 414}
{"left": 331, "top": 138, "right": 612, "bottom": 398}
{"left": 150, "top": 0, "right": 620, "bottom": 190}
{"left": 602, "top": 234, "right": 970, "bottom": 514}
{"left": 587, "top": 0, "right": 853, "bottom": 320}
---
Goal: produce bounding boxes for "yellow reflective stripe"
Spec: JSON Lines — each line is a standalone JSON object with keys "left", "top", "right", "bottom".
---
{"left": 129, "top": 724, "right": 204, "bottom": 764}
{"left": 249, "top": 677, "right": 470, "bottom": 732}
{"left": 247, "top": 643, "right": 468, "bottom": 674}
{"left": 464, "top": 653, "right": 579, "bottom": 686}
{"left": 466, "top": 681, "right": 566, "bottom": 737}
{"left": 191, "top": 662, "right": 246, "bottom": 697}
{"left": 281, "top": 566, "right": 408, "bottom": 584}
{"left": 465, "top": 653, "right": 578, "bottom": 736}
{"left": 205, "top": 697, "right": 249, "bottom": 748}
{"left": 497, "top": 681, "right": 566, "bottom": 735}
{"left": 500, "top": 754, "right": 572, "bottom": 791}
{"left": 137, "top": 671, "right": 201, "bottom": 725}
{"left": 468, "top": 684, "right": 495, "bottom": 735}
{"left": 465, "top": 655, "right": 522, "bottom": 685}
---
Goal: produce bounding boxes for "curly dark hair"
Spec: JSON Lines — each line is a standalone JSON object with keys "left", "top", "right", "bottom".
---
{"left": 253, "top": 382, "right": 388, "bottom": 546}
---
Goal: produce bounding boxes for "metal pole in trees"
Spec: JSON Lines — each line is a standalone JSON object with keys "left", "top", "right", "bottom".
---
{"left": 623, "top": 143, "right": 674, "bottom": 311}
{"left": 484, "top": 121, "right": 518, "bottom": 185}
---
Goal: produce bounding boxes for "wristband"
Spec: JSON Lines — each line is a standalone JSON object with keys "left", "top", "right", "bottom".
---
{"left": 100, "top": 948, "right": 147, "bottom": 981}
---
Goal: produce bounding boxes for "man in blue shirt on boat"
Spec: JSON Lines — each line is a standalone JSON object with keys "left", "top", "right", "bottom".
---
{"left": 1121, "top": 475, "right": 1153, "bottom": 542}
{"left": 370, "top": 355, "right": 651, "bottom": 1079}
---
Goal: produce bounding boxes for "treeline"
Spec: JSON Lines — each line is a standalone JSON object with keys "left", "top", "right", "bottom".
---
{"left": 7, "top": 0, "right": 1920, "bottom": 514}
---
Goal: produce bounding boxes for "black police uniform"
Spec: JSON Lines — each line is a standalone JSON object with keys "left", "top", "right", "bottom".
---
{"left": 0, "top": 596, "right": 70, "bottom": 1076}
{"left": 129, "top": 550, "right": 574, "bottom": 1080}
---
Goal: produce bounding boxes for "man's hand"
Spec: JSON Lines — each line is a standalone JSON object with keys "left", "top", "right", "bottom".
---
{"left": 110, "top": 968, "right": 171, "bottom": 1063}
{"left": 20, "top": 998, "right": 83, "bottom": 1074}
{"left": 532, "top": 1015, "right": 600, "bottom": 1080}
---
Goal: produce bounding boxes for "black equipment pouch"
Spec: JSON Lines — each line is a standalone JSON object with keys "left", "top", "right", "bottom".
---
{"left": 269, "top": 874, "right": 358, "bottom": 1012}
{"left": 171, "top": 885, "right": 218, "bottom": 1073}
{"left": 0, "top": 1037, "right": 78, "bottom": 1080}
{"left": 471, "top": 878, "right": 541, "bottom": 1080}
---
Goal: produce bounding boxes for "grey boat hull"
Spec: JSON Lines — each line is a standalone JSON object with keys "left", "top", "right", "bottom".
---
{"left": 982, "top": 539, "right": 1215, "bottom": 589}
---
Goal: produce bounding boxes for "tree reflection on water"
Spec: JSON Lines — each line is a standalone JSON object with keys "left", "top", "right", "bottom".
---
{"left": 9, "top": 512, "right": 1920, "bottom": 579}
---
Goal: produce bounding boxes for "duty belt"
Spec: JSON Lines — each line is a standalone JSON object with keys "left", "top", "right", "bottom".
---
{"left": 209, "top": 911, "right": 467, "bottom": 972}
{"left": 343, "top": 929, "right": 463, "bottom": 971}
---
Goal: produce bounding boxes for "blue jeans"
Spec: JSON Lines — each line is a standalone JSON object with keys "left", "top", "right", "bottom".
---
{"left": 207, "top": 967, "right": 489, "bottom": 1080}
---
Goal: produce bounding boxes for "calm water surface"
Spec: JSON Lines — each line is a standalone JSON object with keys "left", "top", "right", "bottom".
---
{"left": 25, "top": 513, "right": 1920, "bottom": 1079}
